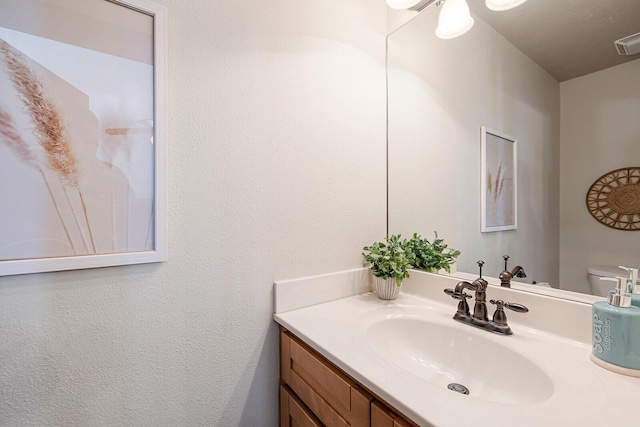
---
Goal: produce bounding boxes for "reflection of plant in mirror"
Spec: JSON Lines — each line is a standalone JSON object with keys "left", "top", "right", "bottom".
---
{"left": 406, "top": 232, "right": 460, "bottom": 273}
{"left": 363, "top": 234, "right": 414, "bottom": 286}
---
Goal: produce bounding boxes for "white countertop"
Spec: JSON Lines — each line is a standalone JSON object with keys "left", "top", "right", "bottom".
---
{"left": 273, "top": 269, "right": 640, "bottom": 427}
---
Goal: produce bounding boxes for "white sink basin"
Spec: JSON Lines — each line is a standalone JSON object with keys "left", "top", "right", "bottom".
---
{"left": 366, "top": 317, "right": 555, "bottom": 404}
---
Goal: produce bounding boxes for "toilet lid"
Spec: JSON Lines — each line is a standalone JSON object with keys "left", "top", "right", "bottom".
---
{"left": 587, "top": 265, "right": 626, "bottom": 278}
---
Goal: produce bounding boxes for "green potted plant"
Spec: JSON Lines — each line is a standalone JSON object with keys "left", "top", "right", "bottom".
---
{"left": 405, "top": 232, "right": 460, "bottom": 273}
{"left": 362, "top": 234, "right": 414, "bottom": 300}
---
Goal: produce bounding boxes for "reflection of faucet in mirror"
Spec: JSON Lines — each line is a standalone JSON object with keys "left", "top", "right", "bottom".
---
{"left": 499, "top": 255, "right": 526, "bottom": 288}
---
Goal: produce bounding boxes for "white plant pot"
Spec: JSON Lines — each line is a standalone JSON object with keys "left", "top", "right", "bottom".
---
{"left": 375, "top": 276, "right": 402, "bottom": 300}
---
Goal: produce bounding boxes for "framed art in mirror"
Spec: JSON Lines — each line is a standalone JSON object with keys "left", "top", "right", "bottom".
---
{"left": 481, "top": 126, "right": 517, "bottom": 233}
{"left": 0, "top": 0, "right": 167, "bottom": 276}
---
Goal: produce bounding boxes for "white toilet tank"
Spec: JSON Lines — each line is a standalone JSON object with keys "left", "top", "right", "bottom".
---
{"left": 587, "top": 265, "right": 626, "bottom": 297}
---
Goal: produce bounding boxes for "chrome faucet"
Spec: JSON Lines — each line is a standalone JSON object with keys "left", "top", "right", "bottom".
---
{"left": 499, "top": 255, "right": 526, "bottom": 288}
{"left": 444, "top": 260, "right": 528, "bottom": 335}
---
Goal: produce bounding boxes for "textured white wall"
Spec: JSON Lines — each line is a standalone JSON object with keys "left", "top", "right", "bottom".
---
{"left": 387, "top": 7, "right": 560, "bottom": 283}
{"left": 0, "top": 1, "right": 387, "bottom": 425}
{"left": 387, "top": 7, "right": 418, "bottom": 35}
{"left": 559, "top": 59, "right": 640, "bottom": 294}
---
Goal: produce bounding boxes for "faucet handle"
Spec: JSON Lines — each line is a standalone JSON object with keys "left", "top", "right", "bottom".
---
{"left": 445, "top": 288, "right": 472, "bottom": 317}
{"left": 488, "top": 300, "right": 527, "bottom": 335}
{"left": 505, "top": 302, "right": 528, "bottom": 313}
{"left": 490, "top": 299, "right": 529, "bottom": 313}
{"left": 444, "top": 288, "right": 472, "bottom": 300}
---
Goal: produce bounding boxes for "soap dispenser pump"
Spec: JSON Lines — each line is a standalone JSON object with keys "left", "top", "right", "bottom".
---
{"left": 591, "top": 276, "right": 640, "bottom": 377}
{"left": 620, "top": 266, "right": 640, "bottom": 308}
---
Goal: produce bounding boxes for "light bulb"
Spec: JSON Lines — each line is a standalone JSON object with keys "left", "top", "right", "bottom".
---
{"left": 485, "top": 0, "right": 528, "bottom": 12}
{"left": 435, "top": 0, "right": 474, "bottom": 40}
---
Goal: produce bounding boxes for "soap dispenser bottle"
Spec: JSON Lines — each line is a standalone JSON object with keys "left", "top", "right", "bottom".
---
{"left": 591, "top": 277, "right": 640, "bottom": 377}
{"left": 620, "top": 266, "right": 640, "bottom": 308}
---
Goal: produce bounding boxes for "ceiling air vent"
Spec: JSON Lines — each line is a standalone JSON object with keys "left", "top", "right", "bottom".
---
{"left": 614, "top": 32, "right": 640, "bottom": 56}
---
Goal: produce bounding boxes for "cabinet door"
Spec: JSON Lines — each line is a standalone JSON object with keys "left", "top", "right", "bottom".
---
{"left": 371, "top": 401, "right": 395, "bottom": 427}
{"left": 281, "top": 330, "right": 372, "bottom": 427}
{"left": 281, "top": 385, "right": 323, "bottom": 427}
{"left": 371, "top": 401, "right": 417, "bottom": 427}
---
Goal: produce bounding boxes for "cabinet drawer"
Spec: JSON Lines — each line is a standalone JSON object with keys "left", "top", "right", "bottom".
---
{"left": 281, "top": 385, "right": 323, "bottom": 427}
{"left": 281, "top": 330, "right": 372, "bottom": 427}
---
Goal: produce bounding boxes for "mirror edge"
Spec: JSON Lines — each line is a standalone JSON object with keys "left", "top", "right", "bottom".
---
{"left": 385, "top": 4, "right": 607, "bottom": 305}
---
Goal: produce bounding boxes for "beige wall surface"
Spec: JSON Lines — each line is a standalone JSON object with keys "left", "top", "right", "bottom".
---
{"left": 0, "top": 0, "right": 387, "bottom": 425}
{"left": 387, "top": 6, "right": 418, "bottom": 35}
{"left": 559, "top": 59, "right": 640, "bottom": 294}
{"left": 387, "top": 7, "right": 560, "bottom": 283}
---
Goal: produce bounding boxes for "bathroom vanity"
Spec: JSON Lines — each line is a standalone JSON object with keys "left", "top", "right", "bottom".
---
{"left": 280, "top": 327, "right": 417, "bottom": 427}
{"left": 274, "top": 268, "right": 640, "bottom": 427}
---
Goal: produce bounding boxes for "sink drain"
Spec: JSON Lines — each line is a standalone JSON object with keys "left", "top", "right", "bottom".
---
{"left": 447, "top": 383, "right": 470, "bottom": 395}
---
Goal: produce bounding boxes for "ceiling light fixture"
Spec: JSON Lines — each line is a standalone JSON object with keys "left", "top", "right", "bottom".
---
{"left": 385, "top": 0, "right": 436, "bottom": 11}
{"left": 386, "top": 0, "right": 521, "bottom": 39}
{"left": 485, "top": 0, "right": 528, "bottom": 12}
{"left": 435, "top": 0, "right": 474, "bottom": 40}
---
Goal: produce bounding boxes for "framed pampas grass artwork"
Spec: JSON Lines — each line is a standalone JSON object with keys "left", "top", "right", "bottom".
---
{"left": 0, "top": 0, "right": 167, "bottom": 276}
{"left": 480, "top": 127, "right": 517, "bottom": 233}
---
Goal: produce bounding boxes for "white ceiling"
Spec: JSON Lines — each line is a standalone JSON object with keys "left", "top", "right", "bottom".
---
{"left": 469, "top": 0, "right": 640, "bottom": 81}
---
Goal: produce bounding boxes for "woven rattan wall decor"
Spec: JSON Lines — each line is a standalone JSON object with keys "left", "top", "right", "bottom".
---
{"left": 586, "top": 167, "right": 640, "bottom": 231}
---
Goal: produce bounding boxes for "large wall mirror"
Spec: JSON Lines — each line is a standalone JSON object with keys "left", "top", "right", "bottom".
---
{"left": 387, "top": 0, "right": 640, "bottom": 297}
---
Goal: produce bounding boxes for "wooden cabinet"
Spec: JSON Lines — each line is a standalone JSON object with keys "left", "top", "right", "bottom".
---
{"left": 280, "top": 327, "right": 420, "bottom": 427}
{"left": 280, "top": 328, "right": 372, "bottom": 427}
{"left": 281, "top": 385, "right": 323, "bottom": 427}
{"left": 371, "top": 401, "right": 414, "bottom": 427}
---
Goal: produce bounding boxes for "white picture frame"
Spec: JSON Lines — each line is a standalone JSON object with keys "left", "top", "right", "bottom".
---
{"left": 0, "top": 0, "right": 167, "bottom": 276}
{"left": 481, "top": 126, "right": 517, "bottom": 233}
